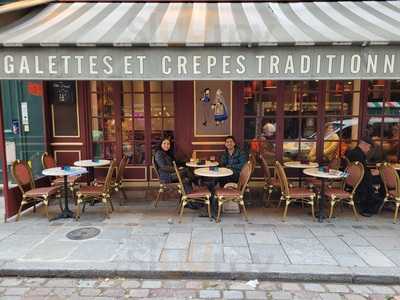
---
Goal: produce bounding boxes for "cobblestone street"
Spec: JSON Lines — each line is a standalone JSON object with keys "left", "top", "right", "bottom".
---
{"left": 0, "top": 277, "right": 398, "bottom": 299}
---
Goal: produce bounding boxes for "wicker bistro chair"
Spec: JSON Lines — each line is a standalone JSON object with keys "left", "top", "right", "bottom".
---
{"left": 259, "top": 155, "right": 280, "bottom": 207}
{"left": 214, "top": 161, "right": 253, "bottom": 223}
{"left": 95, "top": 155, "right": 129, "bottom": 205}
{"left": 152, "top": 155, "right": 181, "bottom": 208}
{"left": 324, "top": 161, "right": 364, "bottom": 221}
{"left": 378, "top": 162, "right": 400, "bottom": 223}
{"left": 275, "top": 161, "right": 316, "bottom": 221}
{"left": 41, "top": 152, "right": 80, "bottom": 191}
{"left": 173, "top": 161, "right": 212, "bottom": 222}
{"left": 12, "top": 160, "right": 60, "bottom": 221}
{"left": 75, "top": 160, "right": 116, "bottom": 220}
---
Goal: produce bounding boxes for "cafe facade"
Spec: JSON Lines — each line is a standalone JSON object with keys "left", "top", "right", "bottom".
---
{"left": 0, "top": 1, "right": 400, "bottom": 219}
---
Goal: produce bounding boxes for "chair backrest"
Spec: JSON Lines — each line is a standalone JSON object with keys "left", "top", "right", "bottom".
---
{"left": 41, "top": 152, "right": 56, "bottom": 169}
{"left": 379, "top": 162, "right": 400, "bottom": 197}
{"left": 115, "top": 155, "right": 128, "bottom": 183}
{"left": 343, "top": 161, "right": 364, "bottom": 193}
{"left": 152, "top": 155, "right": 160, "bottom": 179}
{"left": 238, "top": 161, "right": 253, "bottom": 195}
{"left": 259, "top": 155, "right": 272, "bottom": 184}
{"left": 172, "top": 161, "right": 186, "bottom": 196}
{"left": 11, "top": 160, "right": 35, "bottom": 194}
{"left": 102, "top": 160, "right": 117, "bottom": 193}
{"left": 328, "top": 157, "right": 341, "bottom": 170}
{"left": 248, "top": 152, "right": 257, "bottom": 172}
{"left": 275, "top": 161, "right": 290, "bottom": 196}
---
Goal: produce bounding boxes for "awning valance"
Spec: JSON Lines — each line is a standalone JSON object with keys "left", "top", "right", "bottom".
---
{"left": 0, "top": 1, "right": 400, "bottom": 47}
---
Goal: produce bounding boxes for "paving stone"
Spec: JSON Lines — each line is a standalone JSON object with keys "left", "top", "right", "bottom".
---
{"left": 68, "top": 240, "right": 120, "bottom": 261}
{"left": 223, "top": 233, "right": 248, "bottom": 246}
{"left": 128, "top": 289, "right": 149, "bottom": 298}
{"left": 188, "top": 244, "right": 224, "bottom": 262}
{"left": 149, "top": 288, "right": 179, "bottom": 297}
{"left": 223, "top": 246, "right": 252, "bottom": 263}
{"left": 344, "top": 295, "right": 367, "bottom": 300}
{"left": 368, "top": 285, "right": 395, "bottom": 294}
{"left": 23, "top": 241, "right": 78, "bottom": 260}
{"left": 186, "top": 280, "right": 204, "bottom": 289}
{"left": 97, "top": 279, "right": 121, "bottom": 288}
{"left": 78, "top": 279, "right": 97, "bottom": 288}
{"left": 142, "top": 280, "right": 162, "bottom": 288}
{"left": 160, "top": 249, "right": 188, "bottom": 262}
{"left": 223, "top": 290, "right": 243, "bottom": 299}
{"left": 351, "top": 247, "right": 395, "bottom": 267}
{"left": 52, "top": 287, "right": 76, "bottom": 297}
{"left": 245, "top": 231, "right": 279, "bottom": 244}
{"left": 348, "top": 285, "right": 371, "bottom": 295}
{"left": 270, "top": 291, "right": 293, "bottom": 299}
{"left": 281, "top": 283, "right": 302, "bottom": 292}
{"left": 228, "top": 282, "right": 255, "bottom": 290}
{"left": 203, "top": 280, "right": 226, "bottom": 290}
{"left": 120, "top": 279, "right": 141, "bottom": 289}
{"left": 162, "top": 280, "right": 186, "bottom": 289}
{"left": 303, "top": 283, "right": 326, "bottom": 292}
{"left": 199, "top": 289, "right": 221, "bottom": 298}
{"left": 115, "top": 235, "right": 166, "bottom": 262}
{"left": 249, "top": 244, "right": 290, "bottom": 264}
{"left": 325, "top": 284, "right": 350, "bottom": 293}
{"left": 45, "top": 279, "right": 77, "bottom": 288}
{"left": 164, "top": 233, "right": 191, "bottom": 249}
{"left": 0, "top": 278, "right": 23, "bottom": 287}
{"left": 192, "top": 229, "right": 222, "bottom": 244}
{"left": 318, "top": 237, "right": 355, "bottom": 255}
{"left": 101, "top": 288, "right": 125, "bottom": 297}
{"left": 26, "top": 287, "right": 52, "bottom": 296}
{"left": 79, "top": 288, "right": 101, "bottom": 296}
{"left": 334, "top": 254, "right": 367, "bottom": 267}
{"left": 320, "top": 293, "right": 342, "bottom": 300}
{"left": 23, "top": 278, "right": 47, "bottom": 287}
{"left": 245, "top": 290, "right": 267, "bottom": 299}
{"left": 258, "top": 281, "right": 279, "bottom": 290}
{"left": 4, "top": 288, "right": 29, "bottom": 296}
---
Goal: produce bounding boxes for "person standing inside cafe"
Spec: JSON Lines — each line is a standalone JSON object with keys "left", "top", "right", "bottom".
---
{"left": 345, "top": 136, "right": 384, "bottom": 217}
{"left": 308, "top": 123, "right": 339, "bottom": 162}
{"left": 219, "top": 136, "right": 247, "bottom": 187}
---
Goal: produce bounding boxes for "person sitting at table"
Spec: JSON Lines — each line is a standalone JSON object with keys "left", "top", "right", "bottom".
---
{"left": 154, "top": 137, "right": 194, "bottom": 194}
{"left": 219, "top": 136, "right": 247, "bottom": 187}
{"left": 308, "top": 123, "right": 339, "bottom": 162}
{"left": 345, "top": 136, "right": 384, "bottom": 217}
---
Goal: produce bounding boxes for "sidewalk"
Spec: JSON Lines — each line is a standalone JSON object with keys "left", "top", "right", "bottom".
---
{"left": 0, "top": 188, "right": 399, "bottom": 284}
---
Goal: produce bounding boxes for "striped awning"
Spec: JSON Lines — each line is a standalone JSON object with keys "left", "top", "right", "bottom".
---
{"left": 0, "top": 1, "right": 400, "bottom": 47}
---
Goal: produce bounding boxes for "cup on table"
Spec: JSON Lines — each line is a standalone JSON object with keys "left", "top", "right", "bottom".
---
{"left": 62, "top": 165, "right": 71, "bottom": 171}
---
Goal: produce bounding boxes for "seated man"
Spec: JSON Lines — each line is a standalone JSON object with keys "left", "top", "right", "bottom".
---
{"left": 345, "top": 136, "right": 384, "bottom": 216}
{"left": 219, "top": 136, "right": 247, "bottom": 187}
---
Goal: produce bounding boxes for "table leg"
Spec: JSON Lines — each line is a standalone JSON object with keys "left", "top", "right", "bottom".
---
{"left": 51, "top": 175, "right": 74, "bottom": 220}
{"left": 87, "top": 167, "right": 94, "bottom": 186}
{"left": 318, "top": 178, "right": 326, "bottom": 223}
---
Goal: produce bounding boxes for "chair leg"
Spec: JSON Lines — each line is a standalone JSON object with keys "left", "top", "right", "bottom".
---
{"left": 282, "top": 199, "right": 289, "bottom": 222}
{"left": 328, "top": 200, "right": 336, "bottom": 221}
{"left": 154, "top": 187, "right": 163, "bottom": 208}
{"left": 43, "top": 198, "right": 50, "bottom": 221}
{"left": 393, "top": 202, "right": 400, "bottom": 224}
{"left": 206, "top": 198, "right": 211, "bottom": 220}
{"left": 216, "top": 200, "right": 223, "bottom": 223}
{"left": 76, "top": 195, "right": 82, "bottom": 220}
{"left": 179, "top": 200, "right": 186, "bottom": 223}
{"left": 109, "top": 197, "right": 114, "bottom": 212}
{"left": 33, "top": 202, "right": 36, "bottom": 213}
{"left": 102, "top": 197, "right": 109, "bottom": 219}
{"left": 310, "top": 200, "right": 316, "bottom": 221}
{"left": 350, "top": 200, "right": 358, "bottom": 221}
{"left": 277, "top": 196, "right": 283, "bottom": 208}
{"left": 16, "top": 200, "right": 26, "bottom": 222}
{"left": 240, "top": 200, "right": 249, "bottom": 222}
{"left": 378, "top": 198, "right": 387, "bottom": 214}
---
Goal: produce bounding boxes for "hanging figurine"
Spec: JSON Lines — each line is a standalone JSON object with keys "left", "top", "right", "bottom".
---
{"left": 212, "top": 88, "right": 228, "bottom": 126}
{"left": 200, "top": 88, "right": 211, "bottom": 126}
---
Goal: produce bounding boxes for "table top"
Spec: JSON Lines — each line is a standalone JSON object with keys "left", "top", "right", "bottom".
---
{"left": 194, "top": 167, "right": 233, "bottom": 178}
{"left": 284, "top": 161, "right": 319, "bottom": 169}
{"left": 303, "top": 168, "right": 347, "bottom": 179}
{"left": 74, "top": 159, "right": 110, "bottom": 167}
{"left": 393, "top": 164, "right": 400, "bottom": 170}
{"left": 186, "top": 160, "right": 219, "bottom": 168}
{"left": 42, "top": 167, "right": 88, "bottom": 177}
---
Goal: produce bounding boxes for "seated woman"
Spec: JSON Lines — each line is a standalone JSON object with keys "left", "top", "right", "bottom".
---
{"left": 154, "top": 137, "right": 193, "bottom": 193}
{"left": 219, "top": 136, "right": 247, "bottom": 187}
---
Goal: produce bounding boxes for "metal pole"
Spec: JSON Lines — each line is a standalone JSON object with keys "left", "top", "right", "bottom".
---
{"left": 0, "top": 82, "right": 10, "bottom": 222}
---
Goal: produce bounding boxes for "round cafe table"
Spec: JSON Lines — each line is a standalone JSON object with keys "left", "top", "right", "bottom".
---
{"left": 303, "top": 168, "right": 347, "bottom": 223}
{"left": 186, "top": 160, "right": 219, "bottom": 168}
{"left": 74, "top": 159, "right": 110, "bottom": 185}
{"left": 284, "top": 161, "right": 319, "bottom": 186}
{"left": 194, "top": 167, "right": 234, "bottom": 218}
{"left": 42, "top": 166, "right": 87, "bottom": 220}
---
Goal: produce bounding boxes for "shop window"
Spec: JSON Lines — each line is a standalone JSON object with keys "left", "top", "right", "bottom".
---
{"left": 90, "top": 81, "right": 116, "bottom": 160}
{"left": 367, "top": 80, "right": 400, "bottom": 163}
{"left": 243, "top": 80, "right": 277, "bottom": 163}
{"left": 325, "top": 80, "right": 361, "bottom": 160}
{"left": 283, "top": 81, "right": 319, "bottom": 162}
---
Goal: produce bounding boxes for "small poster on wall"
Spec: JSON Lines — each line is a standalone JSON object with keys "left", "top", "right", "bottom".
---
{"left": 194, "top": 81, "right": 232, "bottom": 137}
